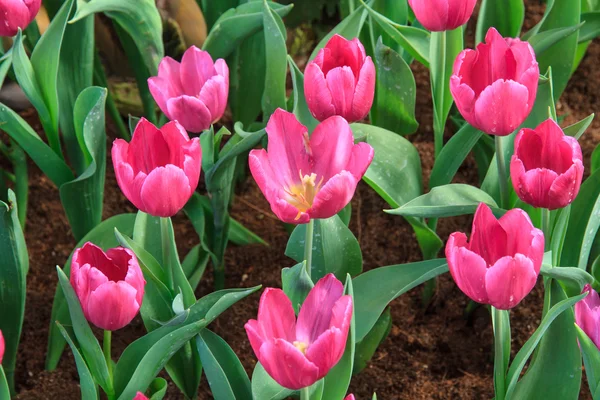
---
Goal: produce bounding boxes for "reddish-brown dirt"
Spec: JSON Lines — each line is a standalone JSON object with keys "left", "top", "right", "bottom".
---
{"left": 7, "top": 2, "right": 600, "bottom": 399}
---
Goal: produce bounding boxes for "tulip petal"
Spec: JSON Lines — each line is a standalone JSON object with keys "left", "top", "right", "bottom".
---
{"left": 548, "top": 161, "right": 584, "bottom": 210}
{"left": 157, "top": 57, "right": 185, "bottom": 95}
{"left": 346, "top": 142, "right": 375, "bottom": 181}
{"left": 259, "top": 339, "right": 320, "bottom": 390}
{"left": 518, "top": 168, "right": 559, "bottom": 208}
{"left": 322, "top": 35, "right": 365, "bottom": 77}
{"left": 408, "top": 0, "right": 449, "bottom": 31}
{"left": 486, "top": 254, "right": 537, "bottom": 310}
{"left": 139, "top": 165, "right": 192, "bottom": 217}
{"left": 296, "top": 274, "right": 344, "bottom": 345}
{"left": 199, "top": 75, "right": 228, "bottom": 123}
{"left": 304, "top": 327, "right": 346, "bottom": 377}
{"left": 474, "top": 79, "right": 530, "bottom": 136}
{"left": 87, "top": 281, "right": 140, "bottom": 331}
{"left": 499, "top": 208, "right": 540, "bottom": 259}
{"left": 310, "top": 116, "right": 355, "bottom": 181}
{"left": 469, "top": 203, "right": 507, "bottom": 265}
{"left": 245, "top": 319, "right": 266, "bottom": 358}
{"left": 304, "top": 62, "right": 335, "bottom": 121}
{"left": 325, "top": 66, "right": 356, "bottom": 119}
{"left": 180, "top": 46, "right": 215, "bottom": 96}
{"left": 446, "top": 234, "right": 489, "bottom": 304}
{"left": 257, "top": 288, "right": 296, "bottom": 342}
{"left": 128, "top": 118, "right": 171, "bottom": 173}
{"left": 446, "top": 0, "right": 477, "bottom": 30}
{"left": 147, "top": 76, "right": 172, "bottom": 117}
{"left": 109, "top": 248, "right": 146, "bottom": 306}
{"left": 309, "top": 171, "right": 357, "bottom": 220}
{"left": 166, "top": 95, "right": 213, "bottom": 133}
{"left": 351, "top": 56, "right": 376, "bottom": 122}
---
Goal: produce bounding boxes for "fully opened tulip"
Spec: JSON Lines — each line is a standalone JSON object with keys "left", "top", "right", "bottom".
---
{"left": 148, "top": 46, "right": 229, "bottom": 133}
{"left": 408, "top": 0, "right": 477, "bottom": 32}
{"left": 249, "top": 109, "right": 373, "bottom": 224}
{"left": 451, "top": 28, "right": 539, "bottom": 136}
{"left": 575, "top": 285, "right": 600, "bottom": 349}
{"left": 70, "top": 242, "right": 146, "bottom": 331}
{"left": 510, "top": 118, "right": 584, "bottom": 210}
{"left": 112, "top": 118, "right": 201, "bottom": 217}
{"left": 445, "top": 203, "right": 544, "bottom": 310}
{"left": 304, "top": 34, "right": 375, "bottom": 122}
{"left": 0, "top": 0, "right": 41, "bottom": 37}
{"left": 245, "top": 274, "right": 352, "bottom": 390}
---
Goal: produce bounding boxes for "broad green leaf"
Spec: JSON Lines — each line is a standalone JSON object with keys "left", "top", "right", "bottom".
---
{"left": 72, "top": 0, "right": 164, "bottom": 74}
{"left": 353, "top": 259, "right": 448, "bottom": 341}
{"left": 0, "top": 369, "right": 8, "bottom": 400}
{"left": 282, "top": 262, "right": 314, "bottom": 314}
{"left": 251, "top": 362, "right": 294, "bottom": 400}
{"left": 528, "top": 24, "right": 584, "bottom": 56}
{"left": 58, "top": 87, "right": 107, "bottom": 241}
{"left": 261, "top": 0, "right": 287, "bottom": 119}
{"left": 371, "top": 38, "right": 418, "bottom": 135}
{"left": 576, "top": 324, "right": 600, "bottom": 396}
{"left": 564, "top": 113, "right": 594, "bottom": 139}
{"left": 540, "top": 264, "right": 594, "bottom": 291}
{"left": 0, "top": 191, "right": 27, "bottom": 393}
{"left": 476, "top": 0, "right": 524, "bottom": 42}
{"left": 288, "top": 56, "right": 319, "bottom": 133}
{"left": 580, "top": 11, "right": 600, "bottom": 42}
{"left": 387, "top": 184, "right": 500, "bottom": 219}
{"left": 309, "top": 6, "right": 367, "bottom": 60}
{"left": 229, "top": 217, "right": 267, "bottom": 246}
{"left": 285, "top": 215, "right": 363, "bottom": 281}
{"left": 593, "top": 144, "right": 600, "bottom": 174}
{"left": 148, "top": 377, "right": 168, "bottom": 400}
{"left": 182, "top": 245, "right": 209, "bottom": 290}
{"left": 0, "top": 48, "right": 12, "bottom": 89}
{"left": 203, "top": 2, "right": 293, "bottom": 59}
{"left": 196, "top": 329, "right": 252, "bottom": 400}
{"left": 201, "top": 0, "right": 239, "bottom": 30}
{"left": 369, "top": 0, "right": 408, "bottom": 55}
{"left": 56, "top": 323, "right": 98, "bottom": 399}
{"left": 352, "top": 308, "right": 391, "bottom": 375}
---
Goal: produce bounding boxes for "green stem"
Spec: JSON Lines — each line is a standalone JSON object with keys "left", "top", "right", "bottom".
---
{"left": 541, "top": 208, "right": 551, "bottom": 250}
{"left": 103, "top": 330, "right": 115, "bottom": 399}
{"left": 160, "top": 217, "right": 174, "bottom": 291}
{"left": 10, "top": 142, "right": 28, "bottom": 229}
{"left": 300, "top": 386, "right": 311, "bottom": 400}
{"left": 432, "top": 30, "right": 447, "bottom": 158}
{"left": 495, "top": 135, "right": 509, "bottom": 209}
{"left": 304, "top": 219, "right": 314, "bottom": 280}
{"left": 492, "top": 307, "right": 510, "bottom": 400}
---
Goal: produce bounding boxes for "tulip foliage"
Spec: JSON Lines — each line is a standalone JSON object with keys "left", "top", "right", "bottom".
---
{"left": 0, "top": 0, "right": 599, "bottom": 399}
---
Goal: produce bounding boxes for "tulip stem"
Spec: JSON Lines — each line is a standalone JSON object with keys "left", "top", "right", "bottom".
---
{"left": 160, "top": 217, "right": 175, "bottom": 291}
{"left": 304, "top": 219, "right": 314, "bottom": 281}
{"left": 103, "top": 330, "right": 113, "bottom": 384}
{"left": 300, "top": 386, "right": 311, "bottom": 400}
{"left": 495, "top": 135, "right": 509, "bottom": 209}
{"left": 492, "top": 307, "right": 510, "bottom": 400}
{"left": 541, "top": 208, "right": 551, "bottom": 250}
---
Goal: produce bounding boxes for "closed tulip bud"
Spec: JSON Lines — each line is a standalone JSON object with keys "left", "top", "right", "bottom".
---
{"left": 0, "top": 331, "right": 4, "bottom": 364}
{"left": 575, "top": 285, "right": 600, "bottom": 349}
{"left": 112, "top": 118, "right": 201, "bottom": 217}
{"left": 304, "top": 34, "right": 375, "bottom": 122}
{"left": 510, "top": 119, "right": 584, "bottom": 210}
{"left": 408, "top": 0, "right": 477, "bottom": 32}
{"left": 245, "top": 274, "right": 352, "bottom": 390}
{"left": 445, "top": 203, "right": 544, "bottom": 310}
{"left": 148, "top": 46, "right": 229, "bottom": 133}
{"left": 70, "top": 243, "right": 146, "bottom": 331}
{"left": 249, "top": 109, "right": 374, "bottom": 224}
{"left": 0, "top": 0, "right": 41, "bottom": 37}
{"left": 451, "top": 28, "right": 539, "bottom": 136}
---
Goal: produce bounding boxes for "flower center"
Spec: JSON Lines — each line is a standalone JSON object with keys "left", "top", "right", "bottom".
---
{"left": 293, "top": 340, "right": 308, "bottom": 355}
{"left": 284, "top": 170, "right": 324, "bottom": 219}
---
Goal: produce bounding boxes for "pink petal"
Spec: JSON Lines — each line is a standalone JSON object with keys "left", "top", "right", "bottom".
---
{"left": 133, "top": 392, "right": 149, "bottom": 400}
{"left": 304, "top": 62, "right": 336, "bottom": 121}
{"left": 108, "top": 247, "right": 146, "bottom": 305}
{"left": 309, "top": 171, "right": 358, "bottom": 220}
{"left": 258, "top": 339, "right": 320, "bottom": 390}
{"left": 322, "top": 35, "right": 365, "bottom": 77}
{"left": 517, "top": 168, "right": 559, "bottom": 209}
{"left": 296, "top": 274, "right": 344, "bottom": 345}
{"left": 147, "top": 77, "right": 172, "bottom": 118}
{"left": 325, "top": 66, "right": 356, "bottom": 120}
{"left": 257, "top": 288, "right": 296, "bottom": 342}
{"left": 139, "top": 165, "right": 192, "bottom": 217}
{"left": 469, "top": 203, "right": 507, "bottom": 266}
{"left": 199, "top": 75, "right": 228, "bottom": 123}
{"left": 180, "top": 46, "right": 215, "bottom": 96}
{"left": 548, "top": 161, "right": 584, "bottom": 209}
{"left": 485, "top": 254, "right": 538, "bottom": 310}
{"left": 156, "top": 57, "right": 184, "bottom": 96}
{"left": 575, "top": 297, "right": 600, "bottom": 349}
{"left": 446, "top": 0, "right": 477, "bottom": 30}
{"left": 445, "top": 234, "right": 489, "bottom": 304}
{"left": 245, "top": 319, "right": 265, "bottom": 358}
{"left": 473, "top": 79, "right": 530, "bottom": 136}
{"left": 304, "top": 327, "right": 346, "bottom": 378}
{"left": 346, "top": 142, "right": 374, "bottom": 181}
{"left": 498, "top": 208, "right": 544, "bottom": 269}
{"left": 408, "top": 0, "right": 449, "bottom": 31}
{"left": 159, "top": 121, "right": 191, "bottom": 168}
{"left": 166, "top": 96, "right": 213, "bottom": 133}
{"left": 0, "top": 0, "right": 40, "bottom": 36}
{"left": 351, "top": 56, "right": 376, "bottom": 122}
{"left": 310, "top": 116, "right": 355, "bottom": 181}
{"left": 344, "top": 395, "right": 356, "bottom": 400}
{"left": 181, "top": 143, "right": 202, "bottom": 194}
{"left": 86, "top": 281, "right": 141, "bottom": 330}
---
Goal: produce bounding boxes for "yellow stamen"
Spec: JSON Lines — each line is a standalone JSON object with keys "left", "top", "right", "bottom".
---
{"left": 293, "top": 340, "right": 308, "bottom": 354}
{"left": 284, "top": 170, "right": 325, "bottom": 218}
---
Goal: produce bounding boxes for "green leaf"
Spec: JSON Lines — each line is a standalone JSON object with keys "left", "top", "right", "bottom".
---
{"left": 580, "top": 11, "right": 600, "bottom": 42}
{"left": 575, "top": 324, "right": 600, "bottom": 396}
{"left": 56, "top": 323, "right": 98, "bottom": 400}
{"left": 72, "top": 0, "right": 164, "bottom": 74}
{"left": 387, "top": 184, "right": 500, "bottom": 219}
{"left": 286, "top": 215, "right": 363, "bottom": 281}
{"left": 528, "top": 24, "right": 584, "bottom": 56}
{"left": 309, "top": 5, "right": 367, "bottom": 60}
{"left": 282, "top": 262, "right": 314, "bottom": 314}
{"left": 56, "top": 267, "right": 112, "bottom": 395}
{"left": 476, "top": 0, "right": 524, "bottom": 42}
{"left": 182, "top": 244, "right": 210, "bottom": 290}
{"left": 203, "top": 2, "right": 293, "bottom": 59}
{"left": 550, "top": 205, "right": 571, "bottom": 267}
{"left": 201, "top": 0, "right": 239, "bottom": 30}
{"left": 148, "top": 377, "right": 168, "bottom": 400}
{"left": 369, "top": 0, "right": 409, "bottom": 56}
{"left": 352, "top": 308, "right": 391, "bottom": 375}
{"left": 0, "top": 191, "right": 28, "bottom": 393}
{"left": 251, "top": 362, "right": 294, "bottom": 400}
{"left": 563, "top": 113, "right": 594, "bottom": 139}
{"left": 229, "top": 217, "right": 268, "bottom": 246}
{"left": 0, "top": 48, "right": 12, "bottom": 89}
{"left": 0, "top": 368, "right": 10, "bottom": 400}
{"left": 58, "top": 87, "right": 107, "bottom": 241}
{"left": 353, "top": 259, "right": 448, "bottom": 341}
{"left": 371, "top": 37, "right": 418, "bottom": 135}
{"left": 196, "top": 329, "right": 252, "bottom": 400}
{"left": 261, "top": 0, "right": 287, "bottom": 119}
{"left": 288, "top": 56, "right": 319, "bottom": 133}
{"left": 504, "top": 290, "right": 587, "bottom": 399}
{"left": 540, "top": 264, "right": 594, "bottom": 291}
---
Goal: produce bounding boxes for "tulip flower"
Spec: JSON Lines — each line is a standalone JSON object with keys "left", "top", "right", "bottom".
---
{"left": 304, "top": 34, "right": 375, "bottom": 122}
{"left": 575, "top": 285, "right": 600, "bottom": 349}
{"left": 112, "top": 118, "right": 201, "bottom": 218}
{"left": 0, "top": 331, "right": 4, "bottom": 364}
{"left": 408, "top": 0, "right": 477, "bottom": 32}
{"left": 0, "top": 0, "right": 41, "bottom": 37}
{"left": 345, "top": 395, "right": 356, "bottom": 400}
{"left": 445, "top": 203, "right": 544, "bottom": 310}
{"left": 245, "top": 274, "right": 352, "bottom": 390}
{"left": 450, "top": 28, "right": 539, "bottom": 136}
{"left": 70, "top": 242, "right": 146, "bottom": 331}
{"left": 249, "top": 109, "right": 373, "bottom": 224}
{"left": 148, "top": 46, "right": 229, "bottom": 133}
{"left": 133, "top": 392, "right": 149, "bottom": 400}
{"left": 510, "top": 119, "right": 584, "bottom": 210}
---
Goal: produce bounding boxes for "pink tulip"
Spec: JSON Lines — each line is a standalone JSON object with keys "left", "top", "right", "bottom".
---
{"left": 133, "top": 392, "right": 149, "bottom": 400}
{"left": 249, "top": 109, "right": 373, "bottom": 224}
{"left": 0, "top": 0, "right": 41, "bottom": 37}
{"left": 575, "top": 285, "right": 600, "bottom": 349}
{"left": 344, "top": 395, "right": 356, "bottom": 400}
{"left": 510, "top": 119, "right": 584, "bottom": 210}
{"left": 70, "top": 242, "right": 146, "bottom": 331}
{"left": 112, "top": 118, "right": 201, "bottom": 217}
{"left": 245, "top": 274, "right": 352, "bottom": 390}
{"left": 445, "top": 203, "right": 544, "bottom": 310}
{"left": 0, "top": 331, "right": 4, "bottom": 364}
{"left": 304, "top": 34, "right": 375, "bottom": 122}
{"left": 450, "top": 28, "right": 539, "bottom": 136}
{"left": 148, "top": 46, "right": 229, "bottom": 133}
{"left": 408, "top": 0, "right": 477, "bottom": 32}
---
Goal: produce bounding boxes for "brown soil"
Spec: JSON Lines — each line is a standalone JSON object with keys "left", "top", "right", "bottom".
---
{"left": 8, "top": 3, "right": 600, "bottom": 400}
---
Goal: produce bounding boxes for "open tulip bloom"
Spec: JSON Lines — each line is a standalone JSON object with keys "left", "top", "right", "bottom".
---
{"left": 249, "top": 108, "right": 374, "bottom": 224}
{"left": 0, "top": 0, "right": 41, "bottom": 37}
{"left": 408, "top": 0, "right": 477, "bottom": 32}
{"left": 245, "top": 274, "right": 352, "bottom": 390}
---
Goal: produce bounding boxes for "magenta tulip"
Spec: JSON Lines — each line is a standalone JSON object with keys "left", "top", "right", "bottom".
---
{"left": 0, "top": 331, "right": 4, "bottom": 364}
{"left": 510, "top": 119, "right": 584, "bottom": 210}
{"left": 245, "top": 274, "right": 352, "bottom": 390}
{"left": 344, "top": 395, "right": 356, "bottom": 400}
{"left": 450, "top": 28, "right": 539, "bottom": 136}
{"left": 304, "top": 34, "right": 375, "bottom": 122}
{"left": 445, "top": 203, "right": 544, "bottom": 310}
{"left": 249, "top": 109, "right": 373, "bottom": 224}
{"left": 0, "top": 0, "right": 41, "bottom": 37}
{"left": 112, "top": 118, "right": 201, "bottom": 217}
{"left": 408, "top": 0, "right": 477, "bottom": 32}
{"left": 133, "top": 392, "right": 149, "bottom": 400}
{"left": 70, "top": 242, "right": 146, "bottom": 331}
{"left": 575, "top": 285, "right": 600, "bottom": 349}
{"left": 148, "top": 46, "right": 229, "bottom": 133}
